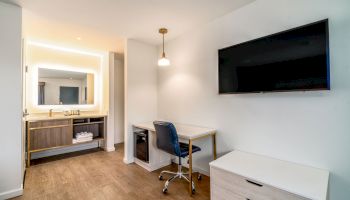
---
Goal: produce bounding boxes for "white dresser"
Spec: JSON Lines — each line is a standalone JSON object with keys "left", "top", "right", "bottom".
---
{"left": 210, "top": 151, "right": 329, "bottom": 200}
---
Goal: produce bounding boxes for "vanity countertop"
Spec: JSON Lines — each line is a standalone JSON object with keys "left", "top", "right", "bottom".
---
{"left": 25, "top": 113, "right": 107, "bottom": 122}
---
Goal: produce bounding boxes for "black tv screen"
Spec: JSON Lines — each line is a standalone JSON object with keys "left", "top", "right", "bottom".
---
{"left": 218, "top": 19, "right": 330, "bottom": 94}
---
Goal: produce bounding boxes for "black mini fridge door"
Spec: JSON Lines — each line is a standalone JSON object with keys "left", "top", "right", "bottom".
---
{"left": 134, "top": 129, "right": 149, "bottom": 162}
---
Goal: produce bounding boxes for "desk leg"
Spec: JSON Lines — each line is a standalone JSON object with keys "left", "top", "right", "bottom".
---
{"left": 188, "top": 139, "right": 193, "bottom": 195}
{"left": 212, "top": 133, "right": 217, "bottom": 160}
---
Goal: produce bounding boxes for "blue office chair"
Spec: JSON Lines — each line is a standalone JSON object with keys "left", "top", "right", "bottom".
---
{"left": 153, "top": 121, "right": 201, "bottom": 194}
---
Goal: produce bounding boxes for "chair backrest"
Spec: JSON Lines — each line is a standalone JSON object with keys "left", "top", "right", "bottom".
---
{"left": 153, "top": 121, "right": 181, "bottom": 157}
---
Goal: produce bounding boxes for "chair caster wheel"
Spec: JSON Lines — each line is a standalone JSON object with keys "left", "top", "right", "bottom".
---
{"left": 198, "top": 174, "right": 202, "bottom": 181}
{"left": 159, "top": 175, "right": 163, "bottom": 180}
{"left": 162, "top": 188, "right": 168, "bottom": 193}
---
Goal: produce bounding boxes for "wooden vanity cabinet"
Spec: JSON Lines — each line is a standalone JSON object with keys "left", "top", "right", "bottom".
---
{"left": 26, "top": 116, "right": 106, "bottom": 167}
{"left": 29, "top": 126, "right": 72, "bottom": 151}
{"left": 27, "top": 119, "right": 73, "bottom": 152}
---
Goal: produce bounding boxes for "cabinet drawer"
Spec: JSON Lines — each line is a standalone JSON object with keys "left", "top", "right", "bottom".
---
{"left": 29, "top": 126, "right": 72, "bottom": 151}
{"left": 211, "top": 167, "right": 308, "bottom": 200}
{"left": 29, "top": 119, "right": 71, "bottom": 128}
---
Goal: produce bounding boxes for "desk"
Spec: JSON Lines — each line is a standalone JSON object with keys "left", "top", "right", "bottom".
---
{"left": 133, "top": 121, "right": 217, "bottom": 195}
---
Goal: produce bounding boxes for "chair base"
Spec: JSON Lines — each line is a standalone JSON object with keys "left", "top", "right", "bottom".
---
{"left": 159, "top": 164, "right": 201, "bottom": 194}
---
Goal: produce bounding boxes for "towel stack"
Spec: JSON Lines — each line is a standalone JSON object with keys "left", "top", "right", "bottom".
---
{"left": 73, "top": 132, "right": 93, "bottom": 144}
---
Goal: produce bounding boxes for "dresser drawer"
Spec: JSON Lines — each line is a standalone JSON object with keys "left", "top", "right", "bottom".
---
{"left": 211, "top": 183, "right": 246, "bottom": 200}
{"left": 211, "top": 166, "right": 308, "bottom": 200}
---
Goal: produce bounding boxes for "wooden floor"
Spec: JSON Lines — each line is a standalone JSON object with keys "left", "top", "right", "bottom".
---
{"left": 13, "top": 144, "right": 210, "bottom": 200}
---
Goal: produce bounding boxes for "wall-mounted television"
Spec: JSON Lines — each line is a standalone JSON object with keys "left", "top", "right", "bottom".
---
{"left": 218, "top": 19, "right": 330, "bottom": 94}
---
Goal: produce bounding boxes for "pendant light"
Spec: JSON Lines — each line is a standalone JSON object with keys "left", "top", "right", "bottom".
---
{"left": 158, "top": 28, "right": 170, "bottom": 66}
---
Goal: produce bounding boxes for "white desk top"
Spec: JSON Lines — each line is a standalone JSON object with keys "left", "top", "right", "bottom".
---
{"left": 210, "top": 150, "right": 329, "bottom": 200}
{"left": 133, "top": 121, "right": 216, "bottom": 140}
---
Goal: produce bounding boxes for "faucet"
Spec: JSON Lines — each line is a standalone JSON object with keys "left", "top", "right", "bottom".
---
{"left": 49, "top": 109, "right": 53, "bottom": 117}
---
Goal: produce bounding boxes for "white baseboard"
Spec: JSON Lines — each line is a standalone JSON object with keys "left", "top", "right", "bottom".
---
{"left": 194, "top": 167, "right": 210, "bottom": 177}
{"left": 152, "top": 159, "right": 172, "bottom": 171}
{"left": 31, "top": 142, "right": 98, "bottom": 159}
{"left": 105, "top": 146, "right": 115, "bottom": 152}
{"left": 171, "top": 158, "right": 210, "bottom": 177}
{"left": 134, "top": 158, "right": 171, "bottom": 172}
{"left": 0, "top": 185, "right": 23, "bottom": 200}
{"left": 134, "top": 158, "right": 152, "bottom": 171}
{"left": 123, "top": 157, "right": 134, "bottom": 164}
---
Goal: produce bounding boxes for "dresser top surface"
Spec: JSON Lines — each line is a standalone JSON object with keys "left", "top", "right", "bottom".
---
{"left": 210, "top": 150, "right": 329, "bottom": 200}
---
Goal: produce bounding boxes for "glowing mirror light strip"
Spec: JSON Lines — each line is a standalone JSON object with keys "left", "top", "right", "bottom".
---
{"left": 25, "top": 40, "right": 107, "bottom": 112}
{"left": 27, "top": 40, "right": 103, "bottom": 58}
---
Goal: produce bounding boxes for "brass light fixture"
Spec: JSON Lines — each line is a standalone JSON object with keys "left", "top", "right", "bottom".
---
{"left": 158, "top": 28, "right": 170, "bottom": 66}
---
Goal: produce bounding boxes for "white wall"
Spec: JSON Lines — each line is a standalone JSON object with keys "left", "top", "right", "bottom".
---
{"left": 106, "top": 52, "right": 116, "bottom": 152}
{"left": 157, "top": 0, "right": 350, "bottom": 199}
{"left": 0, "top": 2, "right": 23, "bottom": 199}
{"left": 107, "top": 52, "right": 124, "bottom": 148}
{"left": 124, "top": 39, "right": 158, "bottom": 163}
{"left": 114, "top": 54, "right": 124, "bottom": 144}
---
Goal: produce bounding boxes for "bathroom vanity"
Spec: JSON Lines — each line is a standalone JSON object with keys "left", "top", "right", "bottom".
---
{"left": 25, "top": 114, "right": 107, "bottom": 167}
{"left": 23, "top": 60, "right": 108, "bottom": 167}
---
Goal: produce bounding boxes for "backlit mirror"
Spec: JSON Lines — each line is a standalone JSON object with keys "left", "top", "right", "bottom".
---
{"left": 38, "top": 68, "right": 94, "bottom": 105}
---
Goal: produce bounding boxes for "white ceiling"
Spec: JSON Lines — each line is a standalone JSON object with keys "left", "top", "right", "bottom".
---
{"left": 4, "top": 0, "right": 254, "bottom": 53}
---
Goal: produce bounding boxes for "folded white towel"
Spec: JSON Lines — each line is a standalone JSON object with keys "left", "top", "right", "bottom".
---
{"left": 76, "top": 135, "right": 93, "bottom": 139}
{"left": 73, "top": 137, "right": 93, "bottom": 144}
{"left": 75, "top": 131, "right": 91, "bottom": 135}
{"left": 75, "top": 132, "right": 93, "bottom": 138}
{"left": 73, "top": 132, "right": 94, "bottom": 144}
{"left": 77, "top": 138, "right": 93, "bottom": 142}
{"left": 76, "top": 136, "right": 92, "bottom": 140}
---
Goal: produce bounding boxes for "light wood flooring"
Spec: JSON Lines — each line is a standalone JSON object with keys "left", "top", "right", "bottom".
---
{"left": 13, "top": 144, "right": 210, "bottom": 200}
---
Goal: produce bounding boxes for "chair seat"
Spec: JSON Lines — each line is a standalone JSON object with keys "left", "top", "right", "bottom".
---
{"left": 179, "top": 142, "right": 201, "bottom": 157}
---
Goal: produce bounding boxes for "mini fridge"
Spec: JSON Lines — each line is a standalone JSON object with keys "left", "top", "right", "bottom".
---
{"left": 134, "top": 128, "right": 149, "bottom": 163}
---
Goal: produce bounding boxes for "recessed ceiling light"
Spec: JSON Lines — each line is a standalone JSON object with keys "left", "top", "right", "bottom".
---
{"left": 76, "top": 37, "right": 82, "bottom": 41}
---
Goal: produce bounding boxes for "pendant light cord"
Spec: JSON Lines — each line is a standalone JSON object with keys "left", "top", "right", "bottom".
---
{"left": 162, "top": 33, "right": 165, "bottom": 56}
